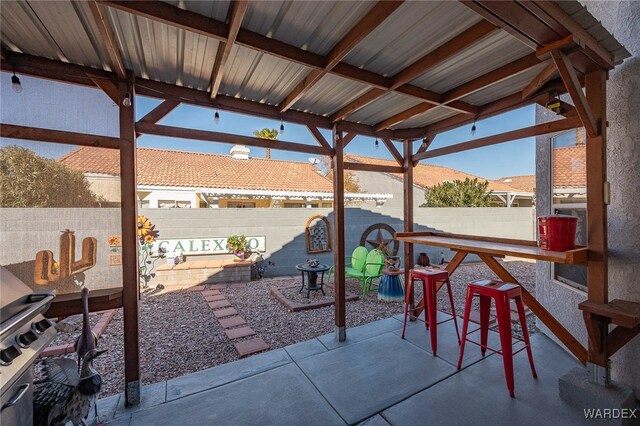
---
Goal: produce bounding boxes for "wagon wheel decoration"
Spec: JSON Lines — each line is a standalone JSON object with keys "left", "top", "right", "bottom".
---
{"left": 359, "top": 223, "right": 399, "bottom": 256}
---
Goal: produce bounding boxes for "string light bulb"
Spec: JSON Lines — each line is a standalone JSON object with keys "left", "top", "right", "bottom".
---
{"left": 11, "top": 70, "right": 22, "bottom": 93}
{"left": 280, "top": 119, "right": 285, "bottom": 135}
{"left": 122, "top": 92, "right": 132, "bottom": 107}
{"left": 214, "top": 110, "right": 220, "bottom": 124}
{"left": 421, "top": 138, "right": 428, "bottom": 149}
{"left": 470, "top": 119, "right": 477, "bottom": 136}
{"left": 375, "top": 138, "right": 379, "bottom": 149}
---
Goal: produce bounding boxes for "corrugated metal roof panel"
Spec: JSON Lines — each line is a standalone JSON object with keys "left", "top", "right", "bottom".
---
{"left": 293, "top": 74, "right": 371, "bottom": 116}
{"left": 241, "top": 1, "right": 375, "bottom": 56}
{"left": 164, "top": 0, "right": 230, "bottom": 22}
{"left": 0, "top": 1, "right": 110, "bottom": 69}
{"left": 392, "top": 107, "right": 458, "bottom": 130}
{"left": 461, "top": 63, "right": 548, "bottom": 106}
{"left": 107, "top": 8, "right": 219, "bottom": 90}
{"left": 411, "top": 31, "right": 533, "bottom": 94}
{"left": 347, "top": 92, "right": 422, "bottom": 125}
{"left": 220, "top": 45, "right": 309, "bottom": 104}
{"left": 344, "top": 1, "right": 482, "bottom": 77}
{"left": 556, "top": 1, "right": 631, "bottom": 64}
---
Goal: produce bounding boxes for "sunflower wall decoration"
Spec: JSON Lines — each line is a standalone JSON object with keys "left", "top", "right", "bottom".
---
{"left": 137, "top": 215, "right": 164, "bottom": 287}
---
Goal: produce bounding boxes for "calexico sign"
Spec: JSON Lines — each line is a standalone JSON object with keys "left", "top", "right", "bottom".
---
{"left": 151, "top": 236, "right": 266, "bottom": 256}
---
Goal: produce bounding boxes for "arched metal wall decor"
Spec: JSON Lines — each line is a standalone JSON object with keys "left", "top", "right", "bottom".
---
{"left": 305, "top": 215, "right": 332, "bottom": 254}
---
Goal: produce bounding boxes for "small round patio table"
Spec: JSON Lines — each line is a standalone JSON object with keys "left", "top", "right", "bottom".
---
{"left": 295, "top": 263, "right": 330, "bottom": 298}
{"left": 378, "top": 268, "right": 405, "bottom": 302}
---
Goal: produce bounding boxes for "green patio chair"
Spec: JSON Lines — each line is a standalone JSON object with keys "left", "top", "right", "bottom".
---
{"left": 348, "top": 249, "right": 385, "bottom": 300}
{"left": 328, "top": 246, "right": 368, "bottom": 284}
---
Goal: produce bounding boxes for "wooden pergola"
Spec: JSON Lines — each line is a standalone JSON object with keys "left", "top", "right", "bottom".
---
{"left": 1, "top": 0, "right": 635, "bottom": 406}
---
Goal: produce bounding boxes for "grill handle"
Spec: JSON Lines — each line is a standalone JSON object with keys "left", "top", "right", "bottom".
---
{"left": 1, "top": 384, "right": 29, "bottom": 410}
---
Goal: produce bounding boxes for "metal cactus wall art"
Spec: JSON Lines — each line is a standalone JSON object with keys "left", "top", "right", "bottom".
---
{"left": 34, "top": 229, "right": 97, "bottom": 285}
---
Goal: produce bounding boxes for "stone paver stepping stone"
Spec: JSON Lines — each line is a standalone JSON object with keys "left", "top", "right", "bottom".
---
{"left": 234, "top": 337, "right": 270, "bottom": 358}
{"left": 201, "top": 289, "right": 221, "bottom": 297}
{"left": 229, "top": 283, "right": 246, "bottom": 288}
{"left": 187, "top": 285, "right": 205, "bottom": 292}
{"left": 209, "top": 284, "right": 227, "bottom": 290}
{"left": 224, "top": 326, "right": 256, "bottom": 340}
{"left": 213, "top": 307, "right": 238, "bottom": 318}
{"left": 204, "top": 294, "right": 225, "bottom": 302}
{"left": 209, "top": 300, "right": 232, "bottom": 309}
{"left": 218, "top": 316, "right": 246, "bottom": 329}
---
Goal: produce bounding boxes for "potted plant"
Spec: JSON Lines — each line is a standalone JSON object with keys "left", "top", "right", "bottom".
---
{"left": 377, "top": 242, "right": 400, "bottom": 271}
{"left": 227, "top": 235, "right": 251, "bottom": 261}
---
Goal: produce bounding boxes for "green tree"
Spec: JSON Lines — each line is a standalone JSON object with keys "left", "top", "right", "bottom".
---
{"left": 0, "top": 145, "right": 104, "bottom": 207}
{"left": 424, "top": 177, "right": 491, "bottom": 207}
{"left": 253, "top": 128, "right": 278, "bottom": 159}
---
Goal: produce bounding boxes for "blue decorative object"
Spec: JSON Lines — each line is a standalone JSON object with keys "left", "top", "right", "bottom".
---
{"left": 378, "top": 270, "right": 404, "bottom": 302}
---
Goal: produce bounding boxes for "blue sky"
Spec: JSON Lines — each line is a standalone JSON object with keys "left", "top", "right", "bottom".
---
{"left": 136, "top": 96, "right": 536, "bottom": 180}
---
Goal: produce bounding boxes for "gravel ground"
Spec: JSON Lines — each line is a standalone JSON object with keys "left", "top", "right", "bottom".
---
{"left": 38, "top": 260, "right": 536, "bottom": 398}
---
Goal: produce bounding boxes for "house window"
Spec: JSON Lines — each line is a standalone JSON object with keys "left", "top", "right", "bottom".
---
{"left": 158, "top": 200, "right": 192, "bottom": 208}
{"left": 283, "top": 202, "right": 305, "bottom": 208}
{"left": 227, "top": 201, "right": 255, "bottom": 208}
{"left": 322, "top": 202, "right": 332, "bottom": 208}
{"left": 551, "top": 129, "right": 587, "bottom": 291}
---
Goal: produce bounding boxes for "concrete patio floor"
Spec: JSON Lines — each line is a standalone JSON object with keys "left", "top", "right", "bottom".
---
{"left": 100, "top": 312, "right": 590, "bottom": 425}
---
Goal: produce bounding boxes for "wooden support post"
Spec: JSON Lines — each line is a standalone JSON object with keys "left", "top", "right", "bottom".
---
{"left": 119, "top": 72, "right": 141, "bottom": 406}
{"left": 403, "top": 140, "right": 415, "bottom": 314}
{"left": 585, "top": 68, "right": 609, "bottom": 367}
{"left": 332, "top": 125, "right": 346, "bottom": 341}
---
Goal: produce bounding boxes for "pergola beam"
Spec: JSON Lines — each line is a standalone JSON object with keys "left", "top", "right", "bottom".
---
{"left": 381, "top": 138, "right": 404, "bottom": 166}
{"left": 376, "top": 53, "right": 543, "bottom": 131}
{"left": 332, "top": 20, "right": 495, "bottom": 122}
{"left": 88, "top": 1, "right": 126, "bottom": 79}
{"left": 0, "top": 123, "right": 121, "bottom": 149}
{"left": 209, "top": 1, "right": 248, "bottom": 100}
{"left": 138, "top": 100, "right": 181, "bottom": 124}
{"left": 395, "top": 77, "right": 568, "bottom": 139}
{"left": 521, "top": 63, "right": 558, "bottom": 100}
{"left": 89, "top": 76, "right": 119, "bottom": 105}
{"left": 307, "top": 126, "right": 332, "bottom": 151}
{"left": 412, "top": 116, "right": 581, "bottom": 161}
{"left": 136, "top": 122, "right": 333, "bottom": 156}
{"left": 413, "top": 137, "right": 433, "bottom": 166}
{"left": 551, "top": 49, "right": 597, "bottom": 137}
{"left": 278, "top": 1, "right": 403, "bottom": 113}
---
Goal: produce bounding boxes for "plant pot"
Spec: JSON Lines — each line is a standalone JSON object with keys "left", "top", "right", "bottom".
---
{"left": 233, "top": 250, "right": 248, "bottom": 261}
{"left": 385, "top": 256, "right": 401, "bottom": 271}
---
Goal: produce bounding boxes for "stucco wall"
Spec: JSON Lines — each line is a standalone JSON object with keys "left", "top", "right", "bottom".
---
{"left": 352, "top": 169, "right": 425, "bottom": 210}
{"left": 536, "top": 0, "right": 640, "bottom": 394}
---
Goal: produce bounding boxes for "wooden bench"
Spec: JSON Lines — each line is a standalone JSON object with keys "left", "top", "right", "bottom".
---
{"left": 45, "top": 287, "right": 123, "bottom": 318}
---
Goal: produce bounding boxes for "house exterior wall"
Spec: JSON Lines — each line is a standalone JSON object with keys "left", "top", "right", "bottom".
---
{"left": 86, "top": 175, "right": 121, "bottom": 204}
{"left": 536, "top": 0, "right": 640, "bottom": 395}
{"left": 351, "top": 169, "right": 425, "bottom": 210}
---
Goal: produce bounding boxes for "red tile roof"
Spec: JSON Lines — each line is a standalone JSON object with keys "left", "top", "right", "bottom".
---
{"left": 498, "top": 175, "right": 536, "bottom": 193}
{"left": 346, "top": 155, "right": 521, "bottom": 192}
{"left": 553, "top": 145, "right": 586, "bottom": 187}
{"left": 60, "top": 147, "right": 333, "bottom": 192}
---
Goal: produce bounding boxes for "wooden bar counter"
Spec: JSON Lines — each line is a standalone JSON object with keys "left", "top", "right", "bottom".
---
{"left": 395, "top": 231, "right": 588, "bottom": 364}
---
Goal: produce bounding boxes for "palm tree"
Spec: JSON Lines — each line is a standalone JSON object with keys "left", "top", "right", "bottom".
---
{"left": 253, "top": 128, "right": 278, "bottom": 159}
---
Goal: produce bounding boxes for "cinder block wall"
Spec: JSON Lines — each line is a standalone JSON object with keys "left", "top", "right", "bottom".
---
{"left": 0, "top": 207, "right": 535, "bottom": 292}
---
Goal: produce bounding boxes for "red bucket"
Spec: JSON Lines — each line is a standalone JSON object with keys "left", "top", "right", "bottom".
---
{"left": 538, "top": 215, "right": 578, "bottom": 251}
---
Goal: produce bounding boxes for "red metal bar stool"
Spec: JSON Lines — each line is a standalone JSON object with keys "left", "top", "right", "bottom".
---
{"left": 401, "top": 268, "right": 460, "bottom": 356}
{"left": 457, "top": 279, "right": 537, "bottom": 397}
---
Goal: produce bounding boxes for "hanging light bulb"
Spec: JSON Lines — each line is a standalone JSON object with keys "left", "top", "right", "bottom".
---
{"left": 11, "top": 70, "right": 22, "bottom": 94}
{"left": 375, "top": 138, "right": 379, "bottom": 149}
{"left": 279, "top": 119, "right": 285, "bottom": 135}
{"left": 214, "top": 110, "right": 220, "bottom": 124}
{"left": 421, "top": 138, "right": 428, "bottom": 149}
{"left": 122, "top": 92, "right": 132, "bottom": 107}
{"left": 470, "top": 119, "right": 477, "bottom": 136}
